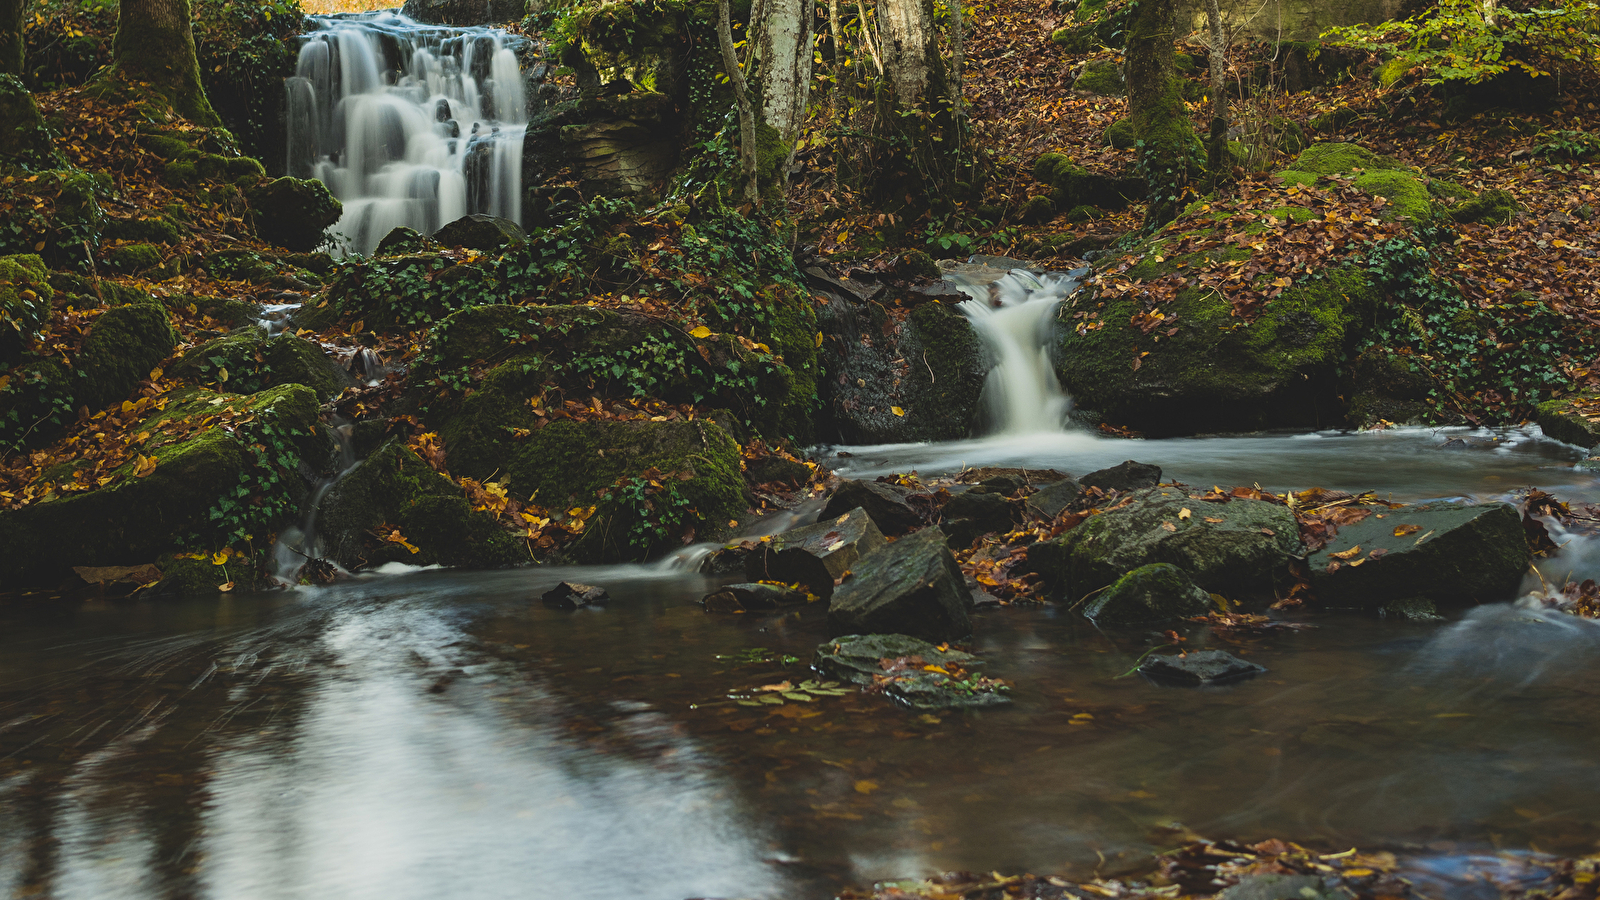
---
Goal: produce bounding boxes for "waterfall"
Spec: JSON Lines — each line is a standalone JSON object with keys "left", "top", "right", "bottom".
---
{"left": 286, "top": 12, "right": 528, "bottom": 256}
{"left": 948, "top": 268, "right": 1080, "bottom": 435}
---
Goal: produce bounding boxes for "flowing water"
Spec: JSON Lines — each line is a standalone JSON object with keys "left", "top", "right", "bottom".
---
{"left": 286, "top": 12, "right": 528, "bottom": 256}
{"left": 7, "top": 269, "right": 1600, "bottom": 898}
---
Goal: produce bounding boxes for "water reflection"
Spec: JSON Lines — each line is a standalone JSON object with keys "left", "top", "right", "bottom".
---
{"left": 3, "top": 563, "right": 1600, "bottom": 898}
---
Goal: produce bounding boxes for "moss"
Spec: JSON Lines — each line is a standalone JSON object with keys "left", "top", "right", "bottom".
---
{"left": 375, "top": 226, "right": 438, "bottom": 256}
{"left": 1450, "top": 188, "right": 1519, "bottom": 225}
{"left": 1265, "top": 206, "right": 1318, "bottom": 223}
{"left": 899, "top": 249, "right": 941, "bottom": 280}
{"left": 1427, "top": 179, "right": 1474, "bottom": 202}
{"left": 106, "top": 215, "right": 185, "bottom": 244}
{"left": 1536, "top": 394, "right": 1600, "bottom": 448}
{"left": 502, "top": 418, "right": 746, "bottom": 563}
{"left": 1277, "top": 169, "right": 1319, "bottom": 188}
{"left": 0, "top": 75, "right": 62, "bottom": 170}
{"left": 302, "top": 252, "right": 500, "bottom": 332}
{"left": 1059, "top": 249, "right": 1375, "bottom": 435}
{"left": 138, "top": 133, "right": 192, "bottom": 160}
{"left": 153, "top": 555, "right": 228, "bottom": 597}
{"left": 898, "top": 300, "right": 987, "bottom": 440}
{"left": 1353, "top": 169, "right": 1433, "bottom": 221}
{"left": 1376, "top": 57, "right": 1411, "bottom": 88}
{"left": 77, "top": 302, "right": 179, "bottom": 409}
{"left": 1104, "top": 117, "right": 1137, "bottom": 149}
{"left": 245, "top": 177, "right": 341, "bottom": 252}
{"left": 436, "top": 353, "right": 547, "bottom": 479}
{"left": 1309, "top": 107, "right": 1359, "bottom": 132}
{"left": 1035, "top": 154, "right": 1143, "bottom": 210}
{"left": 396, "top": 495, "right": 525, "bottom": 568}
{"left": 174, "top": 329, "right": 350, "bottom": 400}
{"left": 1289, "top": 142, "right": 1404, "bottom": 175}
{"left": 1073, "top": 59, "right": 1126, "bottom": 96}
{"left": 106, "top": 242, "right": 163, "bottom": 273}
{"left": 1065, "top": 204, "right": 1102, "bottom": 223}
{"left": 1021, "top": 195, "right": 1056, "bottom": 224}
{"left": 0, "top": 253, "right": 54, "bottom": 366}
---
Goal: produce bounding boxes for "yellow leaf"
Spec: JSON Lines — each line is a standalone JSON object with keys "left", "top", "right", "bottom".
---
{"left": 134, "top": 454, "right": 158, "bottom": 478}
{"left": 211, "top": 549, "right": 231, "bottom": 566}
{"left": 854, "top": 780, "right": 879, "bottom": 794}
{"left": 1178, "top": 507, "right": 1191, "bottom": 519}
{"left": 814, "top": 331, "right": 823, "bottom": 347}
{"left": 890, "top": 406, "right": 905, "bottom": 416}
{"left": 1129, "top": 790, "right": 1157, "bottom": 799}
{"left": 688, "top": 325, "right": 713, "bottom": 338}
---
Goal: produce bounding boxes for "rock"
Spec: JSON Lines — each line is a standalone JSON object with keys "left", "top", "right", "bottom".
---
{"left": 105, "top": 242, "right": 164, "bottom": 274}
{"left": 1103, "top": 117, "right": 1137, "bottom": 149}
{"left": 940, "top": 489, "right": 1016, "bottom": 549}
{"left": 827, "top": 526, "right": 972, "bottom": 642}
{"left": 745, "top": 507, "right": 886, "bottom": 599}
{"left": 1034, "top": 152, "right": 1143, "bottom": 211}
{"left": 375, "top": 226, "right": 438, "bottom": 255}
{"left": 542, "top": 581, "right": 609, "bottom": 609}
{"left": 431, "top": 213, "right": 528, "bottom": 250}
{"left": 1307, "top": 501, "right": 1529, "bottom": 608}
{"left": 400, "top": 0, "right": 524, "bottom": 25}
{"left": 1072, "top": 59, "right": 1126, "bottom": 96}
{"left": 1029, "top": 485, "right": 1302, "bottom": 601}
{"left": 0, "top": 253, "right": 53, "bottom": 368}
{"left": 1219, "top": 875, "right": 1337, "bottom": 900}
{"left": 1084, "top": 563, "right": 1212, "bottom": 626}
{"left": 813, "top": 633, "right": 1009, "bottom": 711}
{"left": 702, "top": 582, "right": 811, "bottom": 613}
{"left": 820, "top": 480, "right": 922, "bottom": 536}
{"left": 173, "top": 328, "right": 355, "bottom": 400}
{"left": 1277, "top": 143, "right": 1431, "bottom": 221}
{"left": 1141, "top": 649, "right": 1266, "bottom": 685}
{"left": 1027, "top": 477, "right": 1084, "bottom": 519}
{"left": 526, "top": 94, "right": 681, "bottom": 198}
{"left": 316, "top": 438, "right": 526, "bottom": 571}
{"left": 1080, "top": 460, "right": 1162, "bottom": 492}
{"left": 0, "top": 75, "right": 61, "bottom": 169}
{"left": 1383, "top": 596, "right": 1444, "bottom": 621}
{"left": 1536, "top": 393, "right": 1600, "bottom": 448}
{"left": 1449, "top": 188, "right": 1519, "bottom": 225}
{"left": 0, "top": 385, "right": 327, "bottom": 587}
{"left": 743, "top": 454, "right": 812, "bottom": 488}
{"left": 246, "top": 177, "right": 342, "bottom": 252}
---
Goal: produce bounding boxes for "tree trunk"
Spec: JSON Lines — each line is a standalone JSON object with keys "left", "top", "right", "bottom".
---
{"left": 717, "top": 0, "right": 760, "bottom": 202}
{"left": 828, "top": 0, "right": 842, "bottom": 113}
{"left": 108, "top": 0, "right": 220, "bottom": 126}
{"left": 1203, "top": 0, "right": 1230, "bottom": 186}
{"left": 1125, "top": 0, "right": 1202, "bottom": 228}
{"left": 947, "top": 0, "right": 964, "bottom": 117}
{"left": 0, "top": 0, "right": 23, "bottom": 78}
{"left": 878, "top": 0, "right": 942, "bottom": 107}
{"left": 753, "top": 0, "right": 815, "bottom": 163}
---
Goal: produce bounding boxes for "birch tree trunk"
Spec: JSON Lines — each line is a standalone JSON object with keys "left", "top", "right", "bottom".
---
{"left": 106, "top": 0, "right": 220, "bottom": 125}
{"left": 753, "top": 0, "right": 816, "bottom": 160}
{"left": 829, "top": 0, "right": 842, "bottom": 113}
{"left": 878, "top": 0, "right": 941, "bottom": 107}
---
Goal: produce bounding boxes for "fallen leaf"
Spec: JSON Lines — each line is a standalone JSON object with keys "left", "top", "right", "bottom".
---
{"left": 854, "top": 780, "right": 880, "bottom": 794}
{"left": 1204, "top": 516, "right": 1224, "bottom": 523}
{"left": 890, "top": 406, "right": 905, "bottom": 416}
{"left": 1393, "top": 524, "right": 1421, "bottom": 536}
{"left": 688, "top": 325, "right": 713, "bottom": 338}
{"left": 1178, "top": 508, "right": 1192, "bottom": 519}
{"left": 1330, "top": 545, "right": 1363, "bottom": 560}
{"left": 133, "top": 454, "right": 158, "bottom": 478}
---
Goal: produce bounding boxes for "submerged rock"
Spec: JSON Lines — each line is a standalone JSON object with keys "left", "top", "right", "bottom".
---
{"left": 745, "top": 507, "right": 886, "bottom": 599}
{"left": 820, "top": 480, "right": 922, "bottom": 536}
{"left": 542, "top": 581, "right": 609, "bottom": 610}
{"left": 1383, "top": 596, "right": 1444, "bottom": 621}
{"left": 814, "top": 633, "right": 1010, "bottom": 711}
{"left": 1307, "top": 501, "right": 1528, "bottom": 608}
{"left": 1141, "top": 649, "right": 1266, "bottom": 685}
{"left": 1030, "top": 486, "right": 1302, "bottom": 601}
{"left": 1084, "top": 563, "right": 1212, "bottom": 626}
{"left": 702, "top": 582, "right": 812, "bottom": 613}
{"left": 827, "top": 526, "right": 972, "bottom": 642}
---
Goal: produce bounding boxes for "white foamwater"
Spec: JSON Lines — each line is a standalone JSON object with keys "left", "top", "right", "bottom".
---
{"left": 287, "top": 12, "right": 527, "bottom": 256}
{"left": 948, "top": 268, "right": 1080, "bottom": 435}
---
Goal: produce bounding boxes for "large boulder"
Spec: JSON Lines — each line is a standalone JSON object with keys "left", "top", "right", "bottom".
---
{"left": 1084, "top": 562, "right": 1212, "bottom": 626}
{"left": 432, "top": 214, "right": 527, "bottom": 250}
{"left": 827, "top": 526, "right": 972, "bottom": 642}
{"left": 246, "top": 177, "right": 342, "bottom": 252}
{"left": 1536, "top": 393, "right": 1600, "bottom": 448}
{"left": 0, "top": 385, "right": 328, "bottom": 587}
{"left": 1307, "top": 501, "right": 1529, "bottom": 608}
{"left": 1277, "top": 143, "right": 1431, "bottom": 221}
{"left": 939, "top": 489, "right": 1016, "bottom": 548}
{"left": 0, "top": 76, "right": 61, "bottom": 169}
{"left": 315, "top": 438, "right": 525, "bottom": 571}
{"left": 1030, "top": 485, "right": 1303, "bottom": 601}
{"left": 524, "top": 94, "right": 681, "bottom": 198}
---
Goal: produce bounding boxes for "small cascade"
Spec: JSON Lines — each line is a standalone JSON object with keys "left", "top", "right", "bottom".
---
{"left": 948, "top": 268, "right": 1082, "bottom": 435}
{"left": 286, "top": 12, "right": 528, "bottom": 256}
{"left": 257, "top": 298, "right": 304, "bottom": 336}
{"left": 268, "top": 420, "right": 362, "bottom": 586}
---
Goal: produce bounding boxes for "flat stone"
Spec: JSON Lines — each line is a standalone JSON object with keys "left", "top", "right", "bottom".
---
{"left": 827, "top": 526, "right": 972, "bottom": 642}
{"left": 1079, "top": 460, "right": 1162, "bottom": 492}
{"left": 701, "top": 582, "right": 812, "bottom": 613}
{"left": 1140, "top": 649, "right": 1266, "bottom": 686}
{"left": 744, "top": 507, "right": 886, "bottom": 599}
{"left": 820, "top": 480, "right": 923, "bottom": 536}
{"left": 542, "top": 581, "right": 609, "bottom": 610}
{"left": 813, "top": 634, "right": 1009, "bottom": 711}
{"left": 1307, "top": 501, "right": 1529, "bottom": 607}
{"left": 1027, "top": 477, "right": 1084, "bottom": 519}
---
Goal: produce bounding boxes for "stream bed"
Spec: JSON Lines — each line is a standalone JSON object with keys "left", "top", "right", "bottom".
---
{"left": 4, "top": 428, "right": 1600, "bottom": 899}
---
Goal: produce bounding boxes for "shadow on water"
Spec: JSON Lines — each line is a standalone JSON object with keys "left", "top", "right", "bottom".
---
{"left": 4, "top": 560, "right": 1600, "bottom": 898}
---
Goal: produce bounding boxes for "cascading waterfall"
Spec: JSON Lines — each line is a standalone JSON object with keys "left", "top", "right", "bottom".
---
{"left": 286, "top": 12, "right": 528, "bottom": 256}
{"left": 948, "top": 268, "right": 1081, "bottom": 435}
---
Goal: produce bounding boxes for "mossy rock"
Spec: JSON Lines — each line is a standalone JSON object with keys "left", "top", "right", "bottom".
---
{"left": 1083, "top": 562, "right": 1212, "bottom": 626}
{"left": 1103, "top": 117, "right": 1137, "bottom": 150}
{"left": 1073, "top": 59, "right": 1126, "bottom": 96}
{"left": 507, "top": 418, "right": 747, "bottom": 563}
{"left": 1277, "top": 142, "right": 1430, "bottom": 220}
{"left": 0, "top": 384, "right": 324, "bottom": 587}
{"left": 299, "top": 252, "right": 501, "bottom": 332}
{"left": 151, "top": 555, "right": 232, "bottom": 597}
{"left": 1020, "top": 195, "right": 1056, "bottom": 225}
{"left": 898, "top": 249, "right": 941, "bottom": 280}
{"left": 137, "top": 132, "right": 193, "bottom": 160}
{"left": 1449, "top": 188, "right": 1519, "bottom": 225}
{"left": 1427, "top": 179, "right": 1474, "bottom": 203}
{"left": 245, "top": 177, "right": 342, "bottom": 252}
{"left": 1058, "top": 242, "right": 1376, "bottom": 434}
{"left": 0, "top": 253, "right": 54, "bottom": 367}
{"left": 105, "top": 215, "right": 185, "bottom": 245}
{"left": 1034, "top": 152, "right": 1143, "bottom": 210}
{"left": 1308, "top": 107, "right": 1360, "bottom": 133}
{"left": 0, "top": 75, "right": 62, "bottom": 170}
{"left": 78, "top": 302, "right": 179, "bottom": 409}
{"left": 105, "top": 242, "right": 164, "bottom": 274}
{"left": 1287, "top": 142, "right": 1404, "bottom": 175}
{"left": 1536, "top": 393, "right": 1600, "bottom": 449}
{"left": 1352, "top": 170, "right": 1432, "bottom": 221}
{"left": 1344, "top": 346, "right": 1433, "bottom": 428}
{"left": 173, "top": 328, "right": 353, "bottom": 400}
{"left": 432, "top": 214, "right": 528, "bottom": 250}
{"left": 1030, "top": 485, "right": 1302, "bottom": 602}
{"left": 315, "top": 438, "right": 523, "bottom": 571}
{"left": 375, "top": 226, "right": 439, "bottom": 256}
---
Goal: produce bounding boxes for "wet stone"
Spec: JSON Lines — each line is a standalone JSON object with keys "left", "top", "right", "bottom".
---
{"left": 826, "top": 526, "right": 972, "bottom": 643}
{"left": 940, "top": 489, "right": 1015, "bottom": 549}
{"left": 1220, "top": 875, "right": 1340, "bottom": 900}
{"left": 813, "top": 634, "right": 1010, "bottom": 711}
{"left": 1383, "top": 596, "right": 1444, "bottom": 621}
{"left": 1026, "top": 476, "right": 1084, "bottom": 519}
{"left": 1140, "top": 649, "right": 1266, "bottom": 686}
{"left": 1084, "top": 563, "right": 1212, "bottom": 626}
{"left": 541, "top": 581, "right": 609, "bottom": 610}
{"left": 819, "top": 480, "right": 923, "bottom": 536}
{"left": 1079, "top": 460, "right": 1162, "bottom": 492}
{"left": 702, "top": 582, "right": 812, "bottom": 614}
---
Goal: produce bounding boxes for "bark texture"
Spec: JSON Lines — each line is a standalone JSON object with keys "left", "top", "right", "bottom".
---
{"left": 717, "top": 0, "right": 760, "bottom": 201}
{"left": 754, "top": 0, "right": 816, "bottom": 153}
{"left": 1203, "top": 0, "right": 1231, "bottom": 184}
{"left": 0, "top": 0, "right": 22, "bottom": 78}
{"left": 108, "top": 0, "right": 221, "bottom": 125}
{"left": 1126, "top": 0, "right": 1203, "bottom": 227}
{"left": 878, "top": 0, "right": 942, "bottom": 107}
